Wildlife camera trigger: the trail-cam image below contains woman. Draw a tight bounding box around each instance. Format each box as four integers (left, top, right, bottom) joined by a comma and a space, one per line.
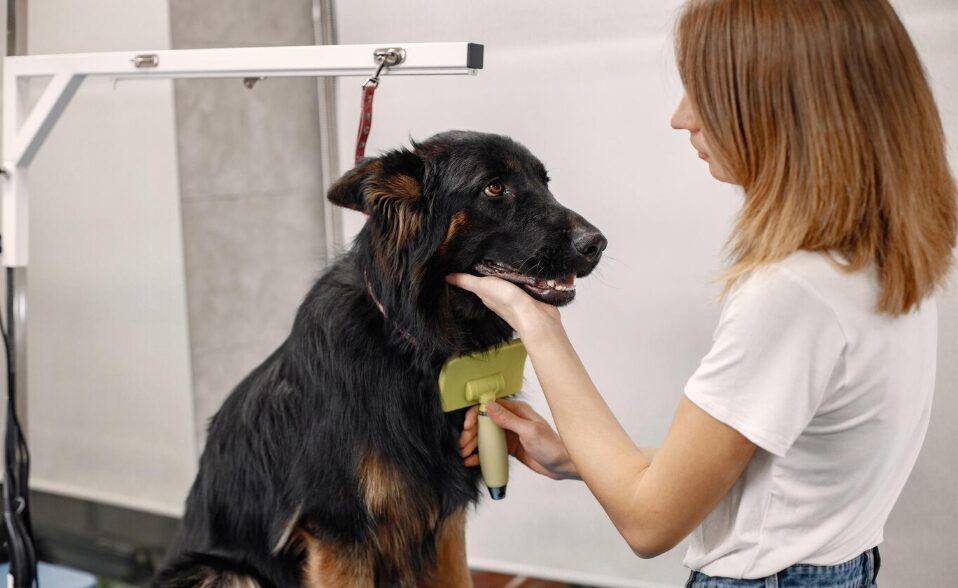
450, 0, 956, 586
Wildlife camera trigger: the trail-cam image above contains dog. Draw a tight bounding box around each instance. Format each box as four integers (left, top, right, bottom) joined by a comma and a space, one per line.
155, 130, 606, 587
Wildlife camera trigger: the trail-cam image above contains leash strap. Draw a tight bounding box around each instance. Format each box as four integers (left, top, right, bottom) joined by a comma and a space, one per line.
354, 80, 378, 164
355, 53, 391, 164
354, 48, 405, 164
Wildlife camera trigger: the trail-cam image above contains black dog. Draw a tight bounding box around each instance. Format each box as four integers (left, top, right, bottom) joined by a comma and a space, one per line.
155, 131, 606, 587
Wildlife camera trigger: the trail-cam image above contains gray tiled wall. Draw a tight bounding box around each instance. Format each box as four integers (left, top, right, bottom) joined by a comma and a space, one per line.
169, 0, 328, 452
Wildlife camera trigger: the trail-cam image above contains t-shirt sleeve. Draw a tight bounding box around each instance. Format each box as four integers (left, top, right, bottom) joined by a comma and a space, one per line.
684, 267, 846, 457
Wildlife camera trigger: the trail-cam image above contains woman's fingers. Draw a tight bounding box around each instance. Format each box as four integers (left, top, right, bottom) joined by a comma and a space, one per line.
459, 406, 479, 455
459, 428, 477, 455
445, 272, 484, 292
497, 398, 548, 425
462, 454, 480, 467
463, 405, 479, 430
447, 273, 563, 340
447, 274, 529, 321
460, 437, 478, 457
485, 401, 536, 437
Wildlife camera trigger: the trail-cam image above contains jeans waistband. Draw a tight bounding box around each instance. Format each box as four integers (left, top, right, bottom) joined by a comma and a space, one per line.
686, 546, 881, 587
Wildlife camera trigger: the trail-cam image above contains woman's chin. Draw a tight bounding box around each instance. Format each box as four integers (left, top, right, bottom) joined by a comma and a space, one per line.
706, 162, 737, 185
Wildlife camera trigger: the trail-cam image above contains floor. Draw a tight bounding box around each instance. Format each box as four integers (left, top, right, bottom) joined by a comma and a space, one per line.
101, 573, 593, 587
472, 570, 598, 588
100, 572, 594, 588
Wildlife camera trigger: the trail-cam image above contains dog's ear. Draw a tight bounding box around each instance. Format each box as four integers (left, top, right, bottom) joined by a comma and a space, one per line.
326, 150, 425, 213
327, 157, 380, 212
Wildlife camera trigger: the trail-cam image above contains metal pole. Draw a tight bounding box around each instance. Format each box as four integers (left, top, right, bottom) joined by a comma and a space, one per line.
314, 0, 344, 264
6, 0, 26, 57
5, 0, 27, 438
4, 4, 36, 587
6, 268, 25, 433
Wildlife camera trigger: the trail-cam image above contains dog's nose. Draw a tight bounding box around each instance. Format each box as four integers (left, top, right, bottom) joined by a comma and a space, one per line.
573, 228, 608, 262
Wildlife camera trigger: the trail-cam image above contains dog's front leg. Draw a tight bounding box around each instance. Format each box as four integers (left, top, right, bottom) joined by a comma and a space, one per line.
422, 509, 473, 588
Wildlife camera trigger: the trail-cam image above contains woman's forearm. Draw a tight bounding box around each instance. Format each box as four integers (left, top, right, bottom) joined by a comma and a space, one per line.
521, 318, 654, 543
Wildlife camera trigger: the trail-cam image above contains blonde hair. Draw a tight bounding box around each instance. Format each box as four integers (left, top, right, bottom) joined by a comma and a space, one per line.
675, 0, 957, 315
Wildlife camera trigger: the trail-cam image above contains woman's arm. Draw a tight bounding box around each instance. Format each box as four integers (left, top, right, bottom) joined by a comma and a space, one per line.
448, 274, 756, 557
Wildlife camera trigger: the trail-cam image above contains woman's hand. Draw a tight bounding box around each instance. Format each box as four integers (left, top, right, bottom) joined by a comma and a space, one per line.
458, 399, 579, 481
445, 274, 561, 341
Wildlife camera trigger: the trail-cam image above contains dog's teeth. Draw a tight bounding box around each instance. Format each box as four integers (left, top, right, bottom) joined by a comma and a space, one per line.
547, 279, 556, 288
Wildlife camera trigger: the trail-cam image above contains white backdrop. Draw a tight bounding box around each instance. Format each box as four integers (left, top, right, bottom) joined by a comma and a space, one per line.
12, 0, 197, 516
332, 2, 958, 587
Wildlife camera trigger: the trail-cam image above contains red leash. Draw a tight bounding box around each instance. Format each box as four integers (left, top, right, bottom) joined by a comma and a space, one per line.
355, 80, 378, 164
355, 48, 405, 164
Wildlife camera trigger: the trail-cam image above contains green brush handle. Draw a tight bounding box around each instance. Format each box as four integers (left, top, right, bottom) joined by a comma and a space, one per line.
478, 407, 508, 500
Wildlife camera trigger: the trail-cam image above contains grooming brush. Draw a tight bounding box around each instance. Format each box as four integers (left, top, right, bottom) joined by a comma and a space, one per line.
439, 338, 527, 500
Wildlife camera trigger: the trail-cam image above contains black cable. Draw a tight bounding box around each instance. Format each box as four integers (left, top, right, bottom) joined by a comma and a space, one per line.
1, 266, 37, 587
4, 0, 40, 578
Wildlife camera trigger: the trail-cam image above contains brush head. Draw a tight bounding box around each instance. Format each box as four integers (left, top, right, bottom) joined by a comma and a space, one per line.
438, 339, 528, 412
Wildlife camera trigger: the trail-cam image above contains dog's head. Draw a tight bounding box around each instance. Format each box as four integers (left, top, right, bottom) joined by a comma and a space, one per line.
328, 131, 606, 354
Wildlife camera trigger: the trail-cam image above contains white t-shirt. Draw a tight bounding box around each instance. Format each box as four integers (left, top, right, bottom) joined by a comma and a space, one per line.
683, 250, 937, 579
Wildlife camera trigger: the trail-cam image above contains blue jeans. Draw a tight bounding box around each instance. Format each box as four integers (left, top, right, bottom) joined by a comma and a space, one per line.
686, 547, 881, 588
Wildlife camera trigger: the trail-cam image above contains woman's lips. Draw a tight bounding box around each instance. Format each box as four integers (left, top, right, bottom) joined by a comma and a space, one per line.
691, 139, 710, 161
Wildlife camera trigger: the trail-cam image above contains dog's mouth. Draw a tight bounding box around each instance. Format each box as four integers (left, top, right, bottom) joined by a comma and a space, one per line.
473, 260, 577, 306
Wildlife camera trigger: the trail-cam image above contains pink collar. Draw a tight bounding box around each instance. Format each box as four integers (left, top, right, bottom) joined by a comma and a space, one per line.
364, 270, 417, 347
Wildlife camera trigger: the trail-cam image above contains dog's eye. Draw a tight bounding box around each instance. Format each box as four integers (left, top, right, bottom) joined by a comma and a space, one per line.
483, 182, 504, 197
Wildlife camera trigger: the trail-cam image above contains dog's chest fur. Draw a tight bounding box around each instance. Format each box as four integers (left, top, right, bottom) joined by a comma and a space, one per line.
168, 256, 485, 586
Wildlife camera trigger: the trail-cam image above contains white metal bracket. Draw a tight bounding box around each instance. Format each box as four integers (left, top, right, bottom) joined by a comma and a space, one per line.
0, 42, 484, 267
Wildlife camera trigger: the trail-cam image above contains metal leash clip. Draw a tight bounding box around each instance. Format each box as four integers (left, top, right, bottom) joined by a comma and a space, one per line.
365, 47, 406, 88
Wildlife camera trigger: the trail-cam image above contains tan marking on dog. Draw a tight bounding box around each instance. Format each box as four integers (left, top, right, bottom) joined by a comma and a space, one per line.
384, 173, 420, 200
439, 210, 469, 254
422, 509, 472, 588
371, 182, 421, 240
365, 173, 423, 280
359, 452, 441, 584
360, 452, 405, 516
297, 528, 373, 588
366, 172, 419, 207
360, 452, 440, 528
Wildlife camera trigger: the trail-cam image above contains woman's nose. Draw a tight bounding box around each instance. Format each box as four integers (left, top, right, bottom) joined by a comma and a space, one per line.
670, 92, 698, 131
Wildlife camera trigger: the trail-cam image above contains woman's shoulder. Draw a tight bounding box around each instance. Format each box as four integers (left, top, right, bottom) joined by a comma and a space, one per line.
728, 253, 842, 325
740, 250, 876, 306
737, 250, 937, 326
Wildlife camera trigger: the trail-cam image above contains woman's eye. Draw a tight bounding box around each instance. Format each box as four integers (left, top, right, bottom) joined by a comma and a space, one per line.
483, 182, 504, 197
